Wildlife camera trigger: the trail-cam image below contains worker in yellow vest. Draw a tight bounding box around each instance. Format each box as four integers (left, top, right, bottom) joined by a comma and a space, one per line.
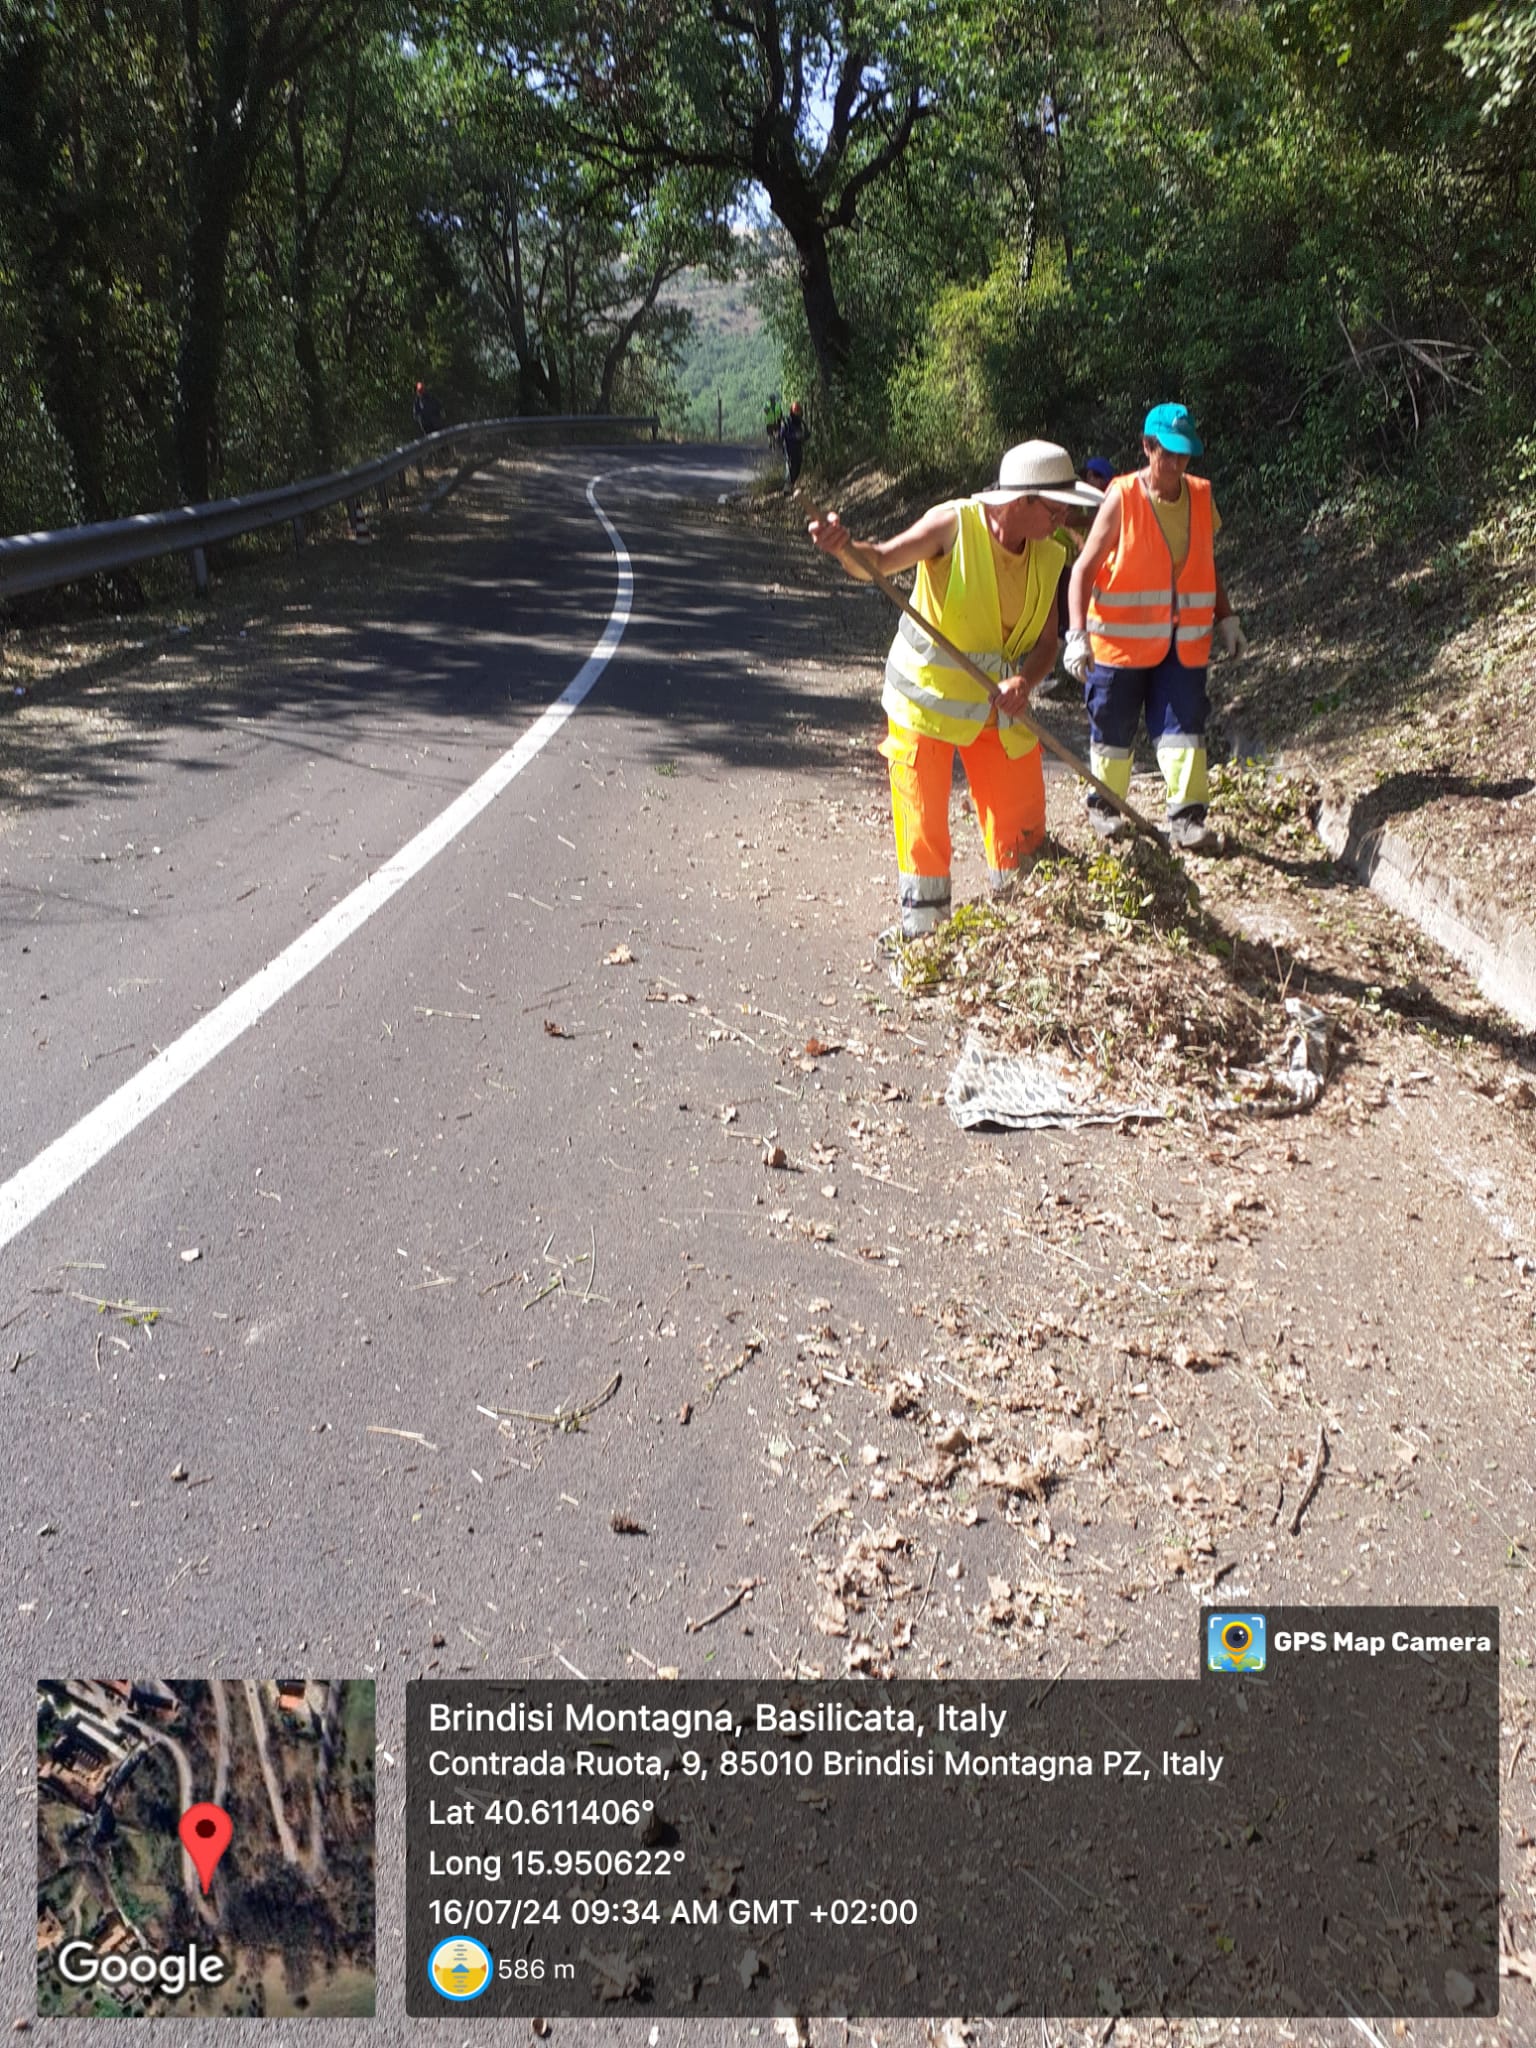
809, 441, 1105, 937
1063, 404, 1247, 854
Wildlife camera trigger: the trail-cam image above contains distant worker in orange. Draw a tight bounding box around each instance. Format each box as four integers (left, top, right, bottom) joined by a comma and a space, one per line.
1064, 403, 1246, 852
809, 441, 1104, 937
412, 380, 443, 436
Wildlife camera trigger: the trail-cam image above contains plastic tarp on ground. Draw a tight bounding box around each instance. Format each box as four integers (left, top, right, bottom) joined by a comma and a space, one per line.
945, 999, 1333, 1131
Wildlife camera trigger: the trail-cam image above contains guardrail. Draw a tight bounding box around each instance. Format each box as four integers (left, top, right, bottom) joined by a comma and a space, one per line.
0, 413, 660, 603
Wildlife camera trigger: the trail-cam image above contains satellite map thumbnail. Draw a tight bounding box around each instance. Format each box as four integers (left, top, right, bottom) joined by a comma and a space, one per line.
37, 1679, 375, 2018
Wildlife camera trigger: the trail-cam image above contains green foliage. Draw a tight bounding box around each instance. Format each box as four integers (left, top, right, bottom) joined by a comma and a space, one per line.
0, 2, 732, 539
884, 250, 1083, 485
669, 291, 781, 440
0, 256, 79, 533
1451, 5, 1536, 127
886, 273, 1013, 485
833, 0, 1536, 534
5, 0, 1536, 551
899, 900, 1010, 991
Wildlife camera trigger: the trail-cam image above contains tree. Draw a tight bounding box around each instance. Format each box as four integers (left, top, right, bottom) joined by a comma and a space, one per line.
171, 0, 381, 501
0, 0, 181, 520
424, 46, 731, 414
554, 0, 938, 390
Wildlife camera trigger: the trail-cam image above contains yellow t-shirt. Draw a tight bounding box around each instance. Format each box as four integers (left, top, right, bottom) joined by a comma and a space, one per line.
1150, 481, 1222, 568
925, 513, 1049, 637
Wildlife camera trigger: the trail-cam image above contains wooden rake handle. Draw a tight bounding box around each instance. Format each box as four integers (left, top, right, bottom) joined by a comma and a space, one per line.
799, 491, 1157, 836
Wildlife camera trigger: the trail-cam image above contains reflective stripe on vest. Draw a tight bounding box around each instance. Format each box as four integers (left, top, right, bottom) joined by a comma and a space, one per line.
1087, 475, 1216, 668
882, 499, 1062, 759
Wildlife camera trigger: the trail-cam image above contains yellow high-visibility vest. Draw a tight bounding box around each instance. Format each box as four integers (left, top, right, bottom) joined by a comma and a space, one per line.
1087, 474, 1216, 668
882, 499, 1063, 759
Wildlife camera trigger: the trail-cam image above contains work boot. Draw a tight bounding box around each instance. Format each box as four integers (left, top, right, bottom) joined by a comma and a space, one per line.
1087, 802, 1130, 844
1168, 810, 1218, 854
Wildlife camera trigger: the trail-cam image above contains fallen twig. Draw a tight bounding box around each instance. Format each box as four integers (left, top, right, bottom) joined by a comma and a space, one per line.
1289, 1424, 1329, 1537
848, 1161, 921, 1195
686, 1578, 761, 1634
913, 1546, 941, 1622
933, 1366, 989, 1405
480, 1371, 622, 1433
808, 1492, 853, 1538
1029, 1658, 1071, 1710
366, 1426, 441, 1450
707, 1334, 763, 1398
69, 1290, 164, 1323
478, 1269, 528, 1296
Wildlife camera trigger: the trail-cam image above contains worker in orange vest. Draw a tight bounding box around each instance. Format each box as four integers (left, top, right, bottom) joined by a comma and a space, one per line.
1063, 404, 1246, 853
809, 440, 1104, 936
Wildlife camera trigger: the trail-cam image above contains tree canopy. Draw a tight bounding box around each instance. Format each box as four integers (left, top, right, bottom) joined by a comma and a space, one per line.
2, 0, 1533, 532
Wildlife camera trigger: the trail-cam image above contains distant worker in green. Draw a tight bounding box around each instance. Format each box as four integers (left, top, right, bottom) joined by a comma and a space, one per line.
1064, 404, 1246, 853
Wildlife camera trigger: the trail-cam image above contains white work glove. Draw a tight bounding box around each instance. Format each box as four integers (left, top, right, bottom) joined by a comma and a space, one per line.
1215, 614, 1249, 659
1062, 627, 1093, 683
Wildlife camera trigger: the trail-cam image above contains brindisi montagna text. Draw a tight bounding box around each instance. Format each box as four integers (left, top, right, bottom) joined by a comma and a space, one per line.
430, 1700, 1023, 1739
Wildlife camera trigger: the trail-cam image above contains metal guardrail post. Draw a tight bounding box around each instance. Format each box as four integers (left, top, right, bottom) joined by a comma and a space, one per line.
189, 547, 208, 595
291, 515, 305, 552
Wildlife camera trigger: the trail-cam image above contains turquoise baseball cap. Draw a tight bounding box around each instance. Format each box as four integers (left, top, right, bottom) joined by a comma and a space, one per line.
1143, 403, 1203, 456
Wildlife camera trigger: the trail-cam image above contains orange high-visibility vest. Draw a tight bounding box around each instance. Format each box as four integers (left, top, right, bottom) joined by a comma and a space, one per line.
1087, 474, 1216, 668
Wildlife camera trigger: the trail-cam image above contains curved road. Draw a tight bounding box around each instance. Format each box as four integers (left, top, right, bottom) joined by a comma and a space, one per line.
10, 442, 925, 2036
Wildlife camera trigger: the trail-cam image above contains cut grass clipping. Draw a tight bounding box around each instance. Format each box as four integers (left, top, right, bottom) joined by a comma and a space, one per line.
897, 836, 1276, 1101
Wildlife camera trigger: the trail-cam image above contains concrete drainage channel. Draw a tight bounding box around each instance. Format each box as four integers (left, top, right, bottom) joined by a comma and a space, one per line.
1315, 787, 1536, 1034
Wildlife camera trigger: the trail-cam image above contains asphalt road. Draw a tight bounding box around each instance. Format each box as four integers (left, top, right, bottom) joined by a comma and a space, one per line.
1, 445, 977, 2040
9, 448, 1530, 2047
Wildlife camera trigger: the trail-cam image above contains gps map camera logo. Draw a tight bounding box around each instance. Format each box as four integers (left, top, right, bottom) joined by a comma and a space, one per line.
428, 1937, 493, 2002
1207, 1612, 1266, 1673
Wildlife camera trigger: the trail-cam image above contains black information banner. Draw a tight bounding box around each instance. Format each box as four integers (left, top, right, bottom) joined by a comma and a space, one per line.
405, 1607, 1498, 2019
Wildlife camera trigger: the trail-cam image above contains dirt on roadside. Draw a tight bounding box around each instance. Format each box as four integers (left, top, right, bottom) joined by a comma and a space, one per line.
707, 472, 1535, 2044
1217, 501, 1536, 933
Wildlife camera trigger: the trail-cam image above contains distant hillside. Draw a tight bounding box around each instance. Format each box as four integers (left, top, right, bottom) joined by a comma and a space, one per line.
666, 271, 781, 444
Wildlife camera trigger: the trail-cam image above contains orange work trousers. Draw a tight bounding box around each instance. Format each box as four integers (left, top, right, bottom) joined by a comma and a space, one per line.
880, 721, 1046, 936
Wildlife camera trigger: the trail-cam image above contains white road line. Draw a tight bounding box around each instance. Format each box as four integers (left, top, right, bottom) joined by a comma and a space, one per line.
0, 476, 632, 1254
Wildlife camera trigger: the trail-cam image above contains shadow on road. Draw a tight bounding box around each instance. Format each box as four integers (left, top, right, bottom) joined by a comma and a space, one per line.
0, 446, 885, 822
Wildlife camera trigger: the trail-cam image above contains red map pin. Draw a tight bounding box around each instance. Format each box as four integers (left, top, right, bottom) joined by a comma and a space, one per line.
178, 1802, 233, 1893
